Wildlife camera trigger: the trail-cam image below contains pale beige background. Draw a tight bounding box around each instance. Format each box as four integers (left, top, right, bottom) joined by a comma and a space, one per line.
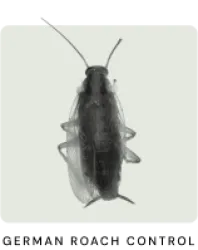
1, 26, 197, 222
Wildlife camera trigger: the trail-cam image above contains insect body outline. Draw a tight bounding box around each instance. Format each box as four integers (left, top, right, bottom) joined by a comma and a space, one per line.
42, 18, 141, 207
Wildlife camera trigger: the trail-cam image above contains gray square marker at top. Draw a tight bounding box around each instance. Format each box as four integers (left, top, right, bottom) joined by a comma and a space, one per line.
40, 16, 56, 24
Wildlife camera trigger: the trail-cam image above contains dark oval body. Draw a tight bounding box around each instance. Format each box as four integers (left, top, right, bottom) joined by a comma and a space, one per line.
78, 66, 123, 200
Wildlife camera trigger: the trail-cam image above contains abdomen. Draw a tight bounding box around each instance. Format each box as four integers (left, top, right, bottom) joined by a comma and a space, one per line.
78, 93, 123, 200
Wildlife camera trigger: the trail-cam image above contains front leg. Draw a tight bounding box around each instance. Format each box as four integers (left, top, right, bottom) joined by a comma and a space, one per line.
60, 119, 78, 135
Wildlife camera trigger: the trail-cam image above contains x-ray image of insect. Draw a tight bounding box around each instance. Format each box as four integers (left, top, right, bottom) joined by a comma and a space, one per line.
42, 18, 141, 207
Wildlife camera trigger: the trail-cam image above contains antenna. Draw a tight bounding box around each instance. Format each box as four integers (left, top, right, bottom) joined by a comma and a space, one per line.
105, 38, 122, 68
41, 18, 89, 68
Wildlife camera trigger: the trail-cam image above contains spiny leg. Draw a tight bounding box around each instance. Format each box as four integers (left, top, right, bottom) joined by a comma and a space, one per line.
58, 137, 78, 163
124, 146, 141, 163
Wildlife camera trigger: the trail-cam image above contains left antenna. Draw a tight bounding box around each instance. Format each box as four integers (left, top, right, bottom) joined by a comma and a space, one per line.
41, 18, 89, 68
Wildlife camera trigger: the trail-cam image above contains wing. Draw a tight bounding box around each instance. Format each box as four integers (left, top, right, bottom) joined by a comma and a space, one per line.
114, 92, 126, 139
66, 95, 99, 204
111, 84, 136, 141
108, 79, 126, 138
110, 85, 139, 162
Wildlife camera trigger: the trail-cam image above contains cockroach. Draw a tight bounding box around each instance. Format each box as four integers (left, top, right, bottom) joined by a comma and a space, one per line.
42, 18, 141, 207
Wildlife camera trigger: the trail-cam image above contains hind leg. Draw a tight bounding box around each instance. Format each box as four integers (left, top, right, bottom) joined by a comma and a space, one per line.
124, 146, 141, 163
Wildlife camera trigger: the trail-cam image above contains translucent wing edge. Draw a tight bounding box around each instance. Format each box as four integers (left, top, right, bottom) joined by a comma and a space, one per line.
66, 95, 99, 204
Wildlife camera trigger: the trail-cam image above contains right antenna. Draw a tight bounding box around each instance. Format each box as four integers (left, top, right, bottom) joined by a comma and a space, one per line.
105, 38, 123, 68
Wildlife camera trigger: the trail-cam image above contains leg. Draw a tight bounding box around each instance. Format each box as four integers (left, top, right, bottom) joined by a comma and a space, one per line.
124, 146, 141, 163
124, 126, 136, 142
58, 137, 78, 163
60, 119, 78, 134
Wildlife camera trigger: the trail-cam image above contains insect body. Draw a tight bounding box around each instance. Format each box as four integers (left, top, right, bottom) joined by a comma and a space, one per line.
42, 18, 141, 207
